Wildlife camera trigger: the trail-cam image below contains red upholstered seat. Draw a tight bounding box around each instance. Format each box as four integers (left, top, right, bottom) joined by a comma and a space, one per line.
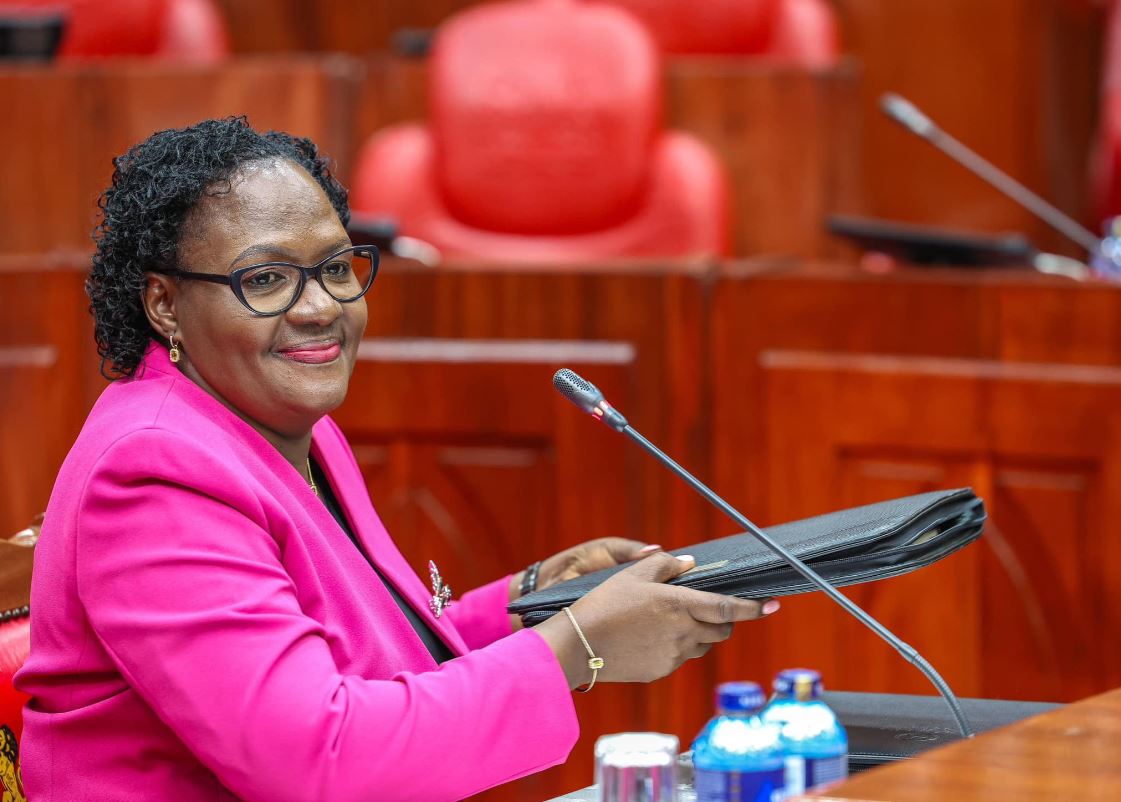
0, 619, 29, 743
0, 526, 37, 801
0, 0, 228, 62
596, 0, 840, 65
350, 0, 730, 262
1092, 0, 1121, 229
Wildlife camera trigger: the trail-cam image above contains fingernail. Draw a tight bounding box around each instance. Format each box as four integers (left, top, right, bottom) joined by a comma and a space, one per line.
675, 554, 695, 563
762, 600, 781, 615
639, 544, 662, 553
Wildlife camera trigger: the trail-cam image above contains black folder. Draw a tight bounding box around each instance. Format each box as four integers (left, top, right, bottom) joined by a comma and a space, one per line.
508, 489, 985, 625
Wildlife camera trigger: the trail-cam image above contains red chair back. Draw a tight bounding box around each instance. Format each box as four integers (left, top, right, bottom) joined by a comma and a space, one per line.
432, 0, 660, 236
0, 540, 32, 743
0, 0, 227, 61
0, 528, 35, 802
351, 0, 730, 262
596, 0, 839, 65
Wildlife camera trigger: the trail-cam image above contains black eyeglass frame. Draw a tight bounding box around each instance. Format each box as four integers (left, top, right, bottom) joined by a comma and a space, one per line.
164, 244, 381, 317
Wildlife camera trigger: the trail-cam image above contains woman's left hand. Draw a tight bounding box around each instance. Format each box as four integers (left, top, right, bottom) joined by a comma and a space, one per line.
509, 538, 658, 602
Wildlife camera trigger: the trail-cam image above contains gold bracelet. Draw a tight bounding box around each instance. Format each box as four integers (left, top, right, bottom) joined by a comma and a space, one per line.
562, 607, 605, 693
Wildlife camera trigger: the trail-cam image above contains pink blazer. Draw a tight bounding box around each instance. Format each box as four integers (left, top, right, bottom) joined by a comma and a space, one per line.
15, 345, 578, 801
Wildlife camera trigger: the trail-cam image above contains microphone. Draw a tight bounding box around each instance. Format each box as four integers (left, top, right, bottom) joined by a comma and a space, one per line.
879, 92, 1104, 260
552, 368, 975, 738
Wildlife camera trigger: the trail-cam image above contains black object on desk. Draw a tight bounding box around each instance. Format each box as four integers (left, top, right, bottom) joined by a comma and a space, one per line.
821, 691, 1060, 773
828, 214, 1037, 267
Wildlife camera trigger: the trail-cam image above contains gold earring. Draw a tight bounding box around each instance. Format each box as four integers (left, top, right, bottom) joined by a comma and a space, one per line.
169, 334, 181, 364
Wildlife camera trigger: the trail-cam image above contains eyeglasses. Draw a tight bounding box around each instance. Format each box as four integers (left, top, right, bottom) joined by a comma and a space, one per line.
166, 245, 380, 316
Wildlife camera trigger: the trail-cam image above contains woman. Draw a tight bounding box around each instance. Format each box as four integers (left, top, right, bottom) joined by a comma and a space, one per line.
16, 118, 777, 801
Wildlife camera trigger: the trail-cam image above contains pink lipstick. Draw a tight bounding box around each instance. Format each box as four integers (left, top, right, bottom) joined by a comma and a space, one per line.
278, 341, 341, 364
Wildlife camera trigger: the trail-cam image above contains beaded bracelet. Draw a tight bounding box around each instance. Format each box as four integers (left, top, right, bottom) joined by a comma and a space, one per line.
519, 560, 542, 597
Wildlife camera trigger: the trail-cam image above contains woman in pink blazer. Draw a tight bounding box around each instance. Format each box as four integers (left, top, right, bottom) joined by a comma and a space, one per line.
15, 118, 776, 801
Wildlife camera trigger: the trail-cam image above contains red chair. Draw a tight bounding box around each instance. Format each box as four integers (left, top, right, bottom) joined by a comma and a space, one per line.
0, 521, 37, 802
1092, 0, 1121, 230
0, 0, 228, 62
596, 0, 840, 66
350, 0, 730, 263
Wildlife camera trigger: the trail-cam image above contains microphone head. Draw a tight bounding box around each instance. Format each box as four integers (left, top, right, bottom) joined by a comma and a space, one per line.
880, 92, 937, 139
552, 368, 604, 413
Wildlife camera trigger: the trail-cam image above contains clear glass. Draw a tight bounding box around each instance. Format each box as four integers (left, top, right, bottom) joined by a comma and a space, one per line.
596, 733, 679, 802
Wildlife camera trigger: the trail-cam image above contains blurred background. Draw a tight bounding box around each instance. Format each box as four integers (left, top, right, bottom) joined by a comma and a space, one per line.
1, 0, 1119, 798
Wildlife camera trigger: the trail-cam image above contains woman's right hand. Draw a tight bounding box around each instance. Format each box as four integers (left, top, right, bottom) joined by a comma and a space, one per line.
534, 551, 779, 689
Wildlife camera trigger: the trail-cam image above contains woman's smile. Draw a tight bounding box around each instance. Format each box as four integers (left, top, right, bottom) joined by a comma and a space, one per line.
277, 338, 342, 364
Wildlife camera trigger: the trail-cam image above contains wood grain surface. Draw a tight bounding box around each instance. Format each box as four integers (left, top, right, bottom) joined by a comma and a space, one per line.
794, 687, 1121, 801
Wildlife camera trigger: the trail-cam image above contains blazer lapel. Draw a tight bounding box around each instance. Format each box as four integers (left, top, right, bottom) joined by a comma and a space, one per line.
310, 428, 470, 657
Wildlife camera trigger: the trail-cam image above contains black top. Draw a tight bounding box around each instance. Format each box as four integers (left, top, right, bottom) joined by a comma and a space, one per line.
309, 458, 456, 665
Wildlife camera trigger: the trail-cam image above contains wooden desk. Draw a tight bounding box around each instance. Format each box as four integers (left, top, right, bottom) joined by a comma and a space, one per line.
797, 688, 1121, 801
8, 255, 1121, 801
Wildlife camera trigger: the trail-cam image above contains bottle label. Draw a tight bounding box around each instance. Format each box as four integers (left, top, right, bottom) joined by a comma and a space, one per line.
695, 767, 786, 802
782, 755, 849, 796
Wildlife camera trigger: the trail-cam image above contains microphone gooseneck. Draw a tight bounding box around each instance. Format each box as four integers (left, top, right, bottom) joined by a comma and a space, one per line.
879, 91, 1102, 258
553, 368, 975, 738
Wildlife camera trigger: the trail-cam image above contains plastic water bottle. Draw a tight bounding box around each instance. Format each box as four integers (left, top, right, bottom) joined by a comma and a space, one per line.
760, 669, 848, 796
691, 682, 785, 802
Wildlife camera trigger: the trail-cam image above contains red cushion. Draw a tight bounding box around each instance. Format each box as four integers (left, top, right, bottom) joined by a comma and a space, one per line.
596, 0, 838, 64
351, 124, 729, 261
430, 0, 661, 236
351, 0, 730, 261
600, 0, 780, 55
0, 0, 227, 61
767, 0, 840, 67
0, 619, 30, 741
156, 0, 229, 62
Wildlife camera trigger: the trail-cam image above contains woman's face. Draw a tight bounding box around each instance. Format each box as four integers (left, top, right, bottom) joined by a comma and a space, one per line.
158, 159, 367, 441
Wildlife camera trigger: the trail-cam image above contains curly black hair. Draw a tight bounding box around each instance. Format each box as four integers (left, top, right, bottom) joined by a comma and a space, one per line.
88, 116, 350, 379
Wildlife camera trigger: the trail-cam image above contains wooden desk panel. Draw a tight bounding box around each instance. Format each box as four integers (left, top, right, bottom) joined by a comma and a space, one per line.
711, 263, 1121, 704
353, 261, 722, 768
8, 255, 1121, 799
335, 344, 641, 802
798, 688, 1121, 801
0, 58, 362, 254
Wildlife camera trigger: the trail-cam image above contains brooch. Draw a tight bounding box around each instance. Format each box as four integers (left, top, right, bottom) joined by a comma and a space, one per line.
428, 560, 453, 618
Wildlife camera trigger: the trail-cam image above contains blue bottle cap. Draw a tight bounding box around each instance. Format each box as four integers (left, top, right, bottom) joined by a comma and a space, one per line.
716, 681, 765, 713
774, 668, 823, 700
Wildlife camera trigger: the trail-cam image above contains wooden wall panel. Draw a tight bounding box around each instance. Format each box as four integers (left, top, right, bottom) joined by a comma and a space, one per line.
0, 58, 362, 253
831, 0, 1105, 256
731, 351, 1121, 704
0, 258, 101, 536
663, 60, 861, 257
210, 0, 474, 54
